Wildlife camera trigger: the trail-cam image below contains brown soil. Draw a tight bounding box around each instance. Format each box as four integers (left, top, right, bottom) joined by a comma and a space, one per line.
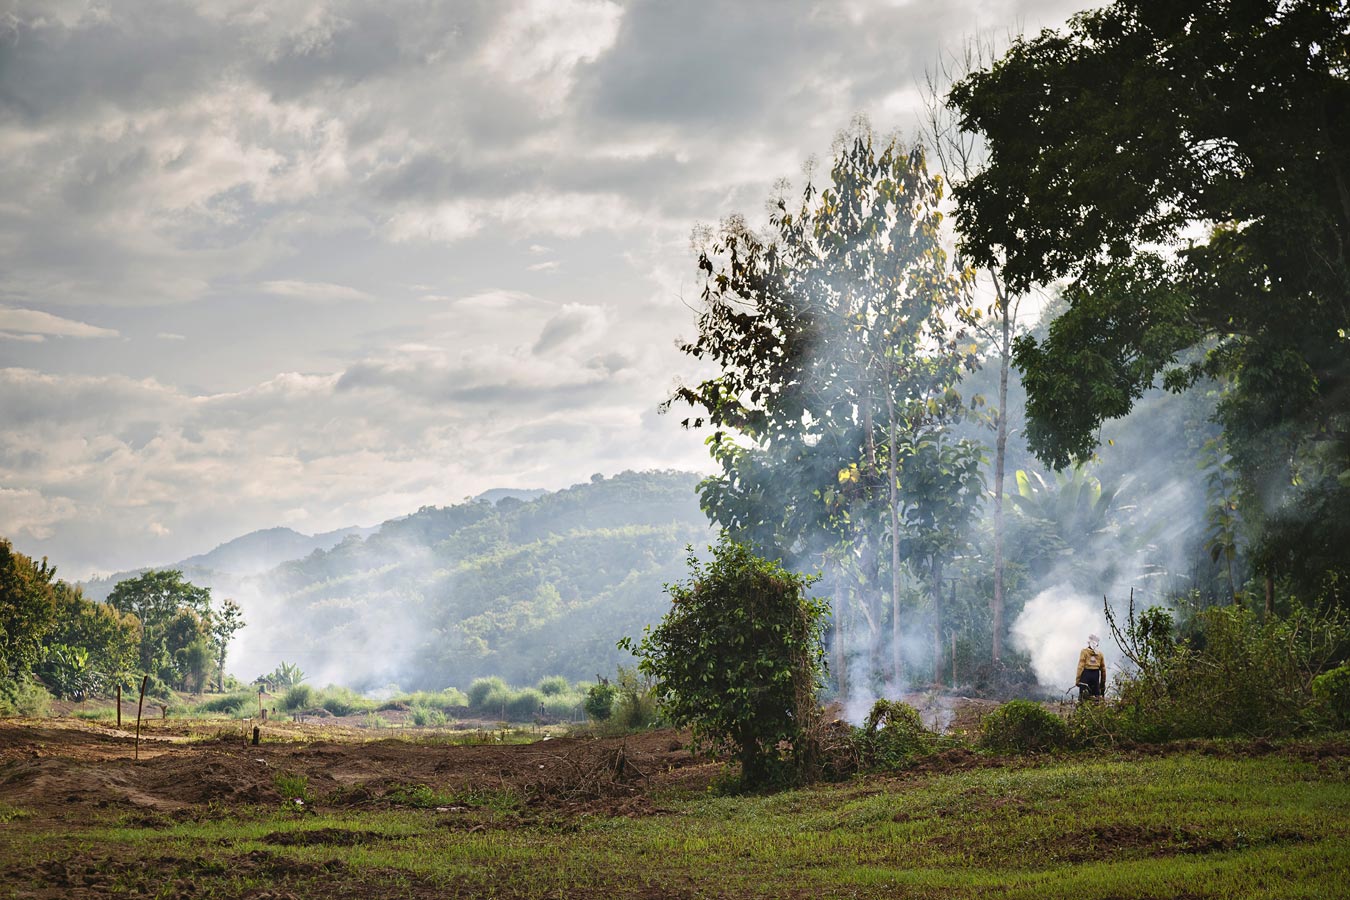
0, 717, 711, 822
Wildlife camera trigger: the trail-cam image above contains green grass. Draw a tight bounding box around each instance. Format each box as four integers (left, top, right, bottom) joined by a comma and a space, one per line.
4, 750, 1348, 898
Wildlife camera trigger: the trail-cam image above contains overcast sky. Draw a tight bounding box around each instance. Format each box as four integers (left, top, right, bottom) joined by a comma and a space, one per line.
1, 0, 1083, 578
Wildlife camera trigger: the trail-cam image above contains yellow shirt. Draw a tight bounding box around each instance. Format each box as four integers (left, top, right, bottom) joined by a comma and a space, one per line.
1076, 647, 1106, 683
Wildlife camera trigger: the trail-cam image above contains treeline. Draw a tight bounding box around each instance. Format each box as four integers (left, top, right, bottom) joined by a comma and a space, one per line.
0, 540, 241, 713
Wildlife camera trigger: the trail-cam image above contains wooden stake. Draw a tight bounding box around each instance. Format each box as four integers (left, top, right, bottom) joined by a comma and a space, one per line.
134, 675, 148, 761
116, 684, 122, 729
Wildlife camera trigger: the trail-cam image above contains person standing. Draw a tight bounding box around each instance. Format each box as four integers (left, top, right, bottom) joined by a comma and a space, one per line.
1076, 634, 1107, 699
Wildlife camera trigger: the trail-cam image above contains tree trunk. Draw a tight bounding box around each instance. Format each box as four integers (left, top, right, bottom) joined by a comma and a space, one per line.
886, 393, 902, 686
832, 574, 847, 699
991, 278, 1010, 664
931, 560, 945, 687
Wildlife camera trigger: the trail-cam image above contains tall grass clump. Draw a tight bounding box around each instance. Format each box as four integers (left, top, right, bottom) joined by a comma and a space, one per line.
611, 667, 660, 729
504, 688, 545, 722
410, 705, 448, 727
536, 675, 571, 696
467, 677, 508, 710
195, 692, 254, 717
402, 688, 468, 711
280, 684, 314, 712
316, 686, 377, 718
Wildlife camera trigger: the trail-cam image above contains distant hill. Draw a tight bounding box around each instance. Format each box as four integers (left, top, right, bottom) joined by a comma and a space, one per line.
473, 487, 548, 505
81, 524, 375, 601
176, 525, 374, 575
85, 471, 714, 691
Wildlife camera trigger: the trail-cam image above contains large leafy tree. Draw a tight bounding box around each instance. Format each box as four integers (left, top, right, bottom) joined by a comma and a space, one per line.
950, 0, 1350, 595
0, 539, 58, 679
107, 569, 213, 689
668, 128, 981, 684
37, 582, 140, 698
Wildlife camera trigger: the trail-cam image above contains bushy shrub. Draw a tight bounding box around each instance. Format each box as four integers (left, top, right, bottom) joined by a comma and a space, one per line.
318, 687, 376, 718
857, 700, 933, 768
280, 684, 313, 711
541, 693, 581, 720
432, 687, 469, 708
467, 677, 508, 710
504, 688, 544, 722
979, 700, 1070, 753
536, 675, 570, 696
197, 692, 252, 715
584, 681, 617, 721
403, 688, 469, 711
1311, 665, 1350, 729
1097, 602, 1349, 742
623, 539, 827, 788
0, 676, 51, 716
411, 705, 448, 727
611, 666, 660, 729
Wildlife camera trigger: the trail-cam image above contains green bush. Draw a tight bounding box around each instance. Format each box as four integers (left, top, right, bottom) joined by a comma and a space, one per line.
504, 688, 544, 722
612, 666, 660, 729
0, 676, 51, 716
623, 539, 827, 788
1311, 665, 1350, 729
467, 677, 508, 709
1101, 603, 1349, 741
857, 700, 933, 768
196, 692, 252, 715
403, 688, 469, 711
979, 700, 1070, 753
280, 684, 313, 711
411, 705, 448, 727
536, 675, 570, 696
318, 686, 376, 718
541, 694, 581, 720
584, 681, 617, 721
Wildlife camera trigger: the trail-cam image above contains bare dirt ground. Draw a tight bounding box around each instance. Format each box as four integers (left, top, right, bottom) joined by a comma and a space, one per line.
0, 694, 1012, 825
0, 716, 712, 823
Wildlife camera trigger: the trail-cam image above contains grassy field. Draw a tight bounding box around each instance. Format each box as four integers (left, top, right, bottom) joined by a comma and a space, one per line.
3, 743, 1347, 899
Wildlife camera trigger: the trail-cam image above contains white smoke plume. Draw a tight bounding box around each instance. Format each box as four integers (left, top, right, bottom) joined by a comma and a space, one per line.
1010, 584, 1105, 692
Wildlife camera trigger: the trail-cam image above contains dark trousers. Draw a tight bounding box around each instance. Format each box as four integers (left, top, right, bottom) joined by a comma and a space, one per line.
1080, 668, 1103, 697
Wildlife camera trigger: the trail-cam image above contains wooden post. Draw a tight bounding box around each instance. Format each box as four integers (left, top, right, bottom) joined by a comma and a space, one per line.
252, 726, 261, 746
134, 675, 148, 761
116, 685, 122, 729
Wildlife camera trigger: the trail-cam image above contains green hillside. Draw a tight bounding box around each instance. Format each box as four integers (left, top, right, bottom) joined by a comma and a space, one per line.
236, 470, 713, 690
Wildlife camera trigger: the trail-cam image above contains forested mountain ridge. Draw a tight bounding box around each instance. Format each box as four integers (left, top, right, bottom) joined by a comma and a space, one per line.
87, 471, 713, 691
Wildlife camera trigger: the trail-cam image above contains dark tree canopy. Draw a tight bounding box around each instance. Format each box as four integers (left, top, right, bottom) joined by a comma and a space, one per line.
950, 0, 1350, 591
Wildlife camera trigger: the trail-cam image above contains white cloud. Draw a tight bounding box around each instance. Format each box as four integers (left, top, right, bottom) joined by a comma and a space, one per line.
0, 308, 119, 339
0, 486, 78, 541
385, 191, 642, 245
260, 279, 375, 302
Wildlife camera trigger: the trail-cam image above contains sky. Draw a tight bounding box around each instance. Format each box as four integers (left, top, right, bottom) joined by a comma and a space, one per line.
0, 0, 1084, 579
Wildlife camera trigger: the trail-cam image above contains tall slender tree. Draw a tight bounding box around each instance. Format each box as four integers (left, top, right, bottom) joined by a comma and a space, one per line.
668, 124, 981, 685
